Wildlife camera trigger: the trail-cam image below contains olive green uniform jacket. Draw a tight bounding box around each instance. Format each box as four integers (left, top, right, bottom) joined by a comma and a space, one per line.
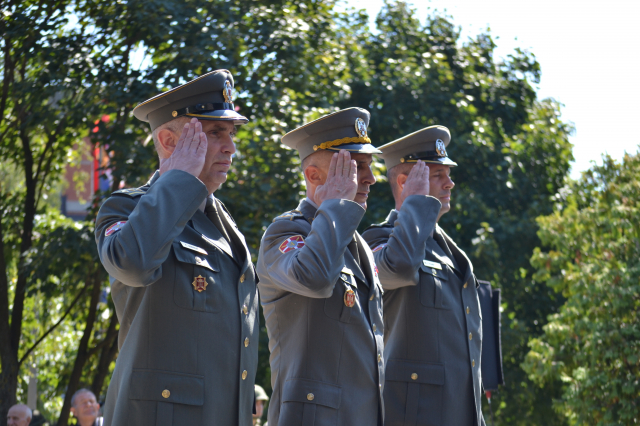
362, 195, 485, 426
257, 198, 385, 426
95, 170, 259, 426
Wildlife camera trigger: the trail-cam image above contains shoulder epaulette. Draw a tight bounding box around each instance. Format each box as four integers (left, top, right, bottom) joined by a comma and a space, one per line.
111, 186, 148, 198
273, 210, 305, 222
364, 221, 393, 232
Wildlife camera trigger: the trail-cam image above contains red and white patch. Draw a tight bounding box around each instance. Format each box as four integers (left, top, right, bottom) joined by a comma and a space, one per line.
374, 264, 379, 277
372, 243, 387, 253
279, 235, 305, 253
105, 221, 127, 237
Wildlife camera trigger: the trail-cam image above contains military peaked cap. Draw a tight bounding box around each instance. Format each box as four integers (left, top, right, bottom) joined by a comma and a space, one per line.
377, 125, 457, 169
133, 69, 248, 130
282, 107, 382, 161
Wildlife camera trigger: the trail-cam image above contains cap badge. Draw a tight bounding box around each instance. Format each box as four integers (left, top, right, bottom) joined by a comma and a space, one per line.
344, 287, 356, 308
223, 80, 233, 103
192, 275, 208, 292
435, 139, 447, 157
279, 235, 305, 254
355, 117, 368, 138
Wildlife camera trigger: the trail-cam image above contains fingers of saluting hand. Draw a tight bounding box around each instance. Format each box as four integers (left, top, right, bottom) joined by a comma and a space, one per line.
341, 150, 351, 176
174, 121, 190, 153
196, 131, 207, 155
349, 158, 357, 182
327, 152, 338, 178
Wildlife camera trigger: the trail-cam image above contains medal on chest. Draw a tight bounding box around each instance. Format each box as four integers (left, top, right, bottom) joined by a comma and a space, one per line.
344, 287, 356, 308
192, 275, 208, 292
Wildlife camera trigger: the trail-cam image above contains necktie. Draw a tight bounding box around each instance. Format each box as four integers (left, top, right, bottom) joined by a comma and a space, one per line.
347, 236, 360, 265
205, 197, 233, 246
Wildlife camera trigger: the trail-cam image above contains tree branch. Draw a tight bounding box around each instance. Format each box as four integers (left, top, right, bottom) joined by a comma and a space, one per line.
18, 285, 87, 366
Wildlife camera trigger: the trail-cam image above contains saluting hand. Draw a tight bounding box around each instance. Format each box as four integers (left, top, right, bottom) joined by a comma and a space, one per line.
159, 118, 208, 178
315, 149, 358, 205
400, 160, 430, 204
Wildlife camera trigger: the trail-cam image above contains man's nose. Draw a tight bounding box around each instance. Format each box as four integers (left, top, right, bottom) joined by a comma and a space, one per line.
221, 133, 236, 154
361, 166, 376, 185
444, 175, 455, 189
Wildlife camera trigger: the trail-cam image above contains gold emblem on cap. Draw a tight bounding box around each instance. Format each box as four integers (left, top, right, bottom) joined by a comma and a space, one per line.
172, 111, 178, 117
192, 275, 208, 292
355, 117, 367, 138
223, 80, 233, 103
435, 139, 447, 157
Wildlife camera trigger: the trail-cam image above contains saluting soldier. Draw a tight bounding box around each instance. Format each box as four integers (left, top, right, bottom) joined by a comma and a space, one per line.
257, 108, 386, 426
95, 70, 259, 426
362, 126, 485, 426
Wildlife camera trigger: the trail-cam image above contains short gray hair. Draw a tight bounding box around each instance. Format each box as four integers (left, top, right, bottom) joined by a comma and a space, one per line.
151, 117, 191, 158
71, 388, 96, 407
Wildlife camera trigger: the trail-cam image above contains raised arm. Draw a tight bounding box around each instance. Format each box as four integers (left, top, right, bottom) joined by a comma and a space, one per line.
364, 161, 441, 290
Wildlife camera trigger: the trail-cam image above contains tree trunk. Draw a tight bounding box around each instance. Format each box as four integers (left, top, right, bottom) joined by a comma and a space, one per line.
57, 271, 103, 426
91, 311, 119, 401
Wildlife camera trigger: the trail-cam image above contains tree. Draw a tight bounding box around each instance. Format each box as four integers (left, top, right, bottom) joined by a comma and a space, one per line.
524, 150, 640, 424
0, 1, 103, 421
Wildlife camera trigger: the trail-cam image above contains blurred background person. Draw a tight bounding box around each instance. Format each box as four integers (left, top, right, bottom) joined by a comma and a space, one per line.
69, 389, 102, 426
253, 385, 269, 426
7, 404, 31, 426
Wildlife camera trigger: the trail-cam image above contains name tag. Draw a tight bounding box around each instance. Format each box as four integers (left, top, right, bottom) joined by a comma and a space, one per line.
180, 241, 208, 255
423, 260, 442, 270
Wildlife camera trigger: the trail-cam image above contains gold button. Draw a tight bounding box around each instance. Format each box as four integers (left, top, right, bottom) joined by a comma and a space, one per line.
464, 282, 468, 288
432, 268, 437, 275
162, 389, 170, 399
469, 333, 473, 340
466, 306, 470, 314
242, 370, 248, 380
373, 324, 377, 332
244, 337, 249, 347
378, 353, 382, 362
240, 274, 245, 283
370, 294, 374, 301
242, 304, 248, 315
195, 256, 201, 262
307, 393, 314, 401
472, 359, 476, 367
411, 373, 418, 380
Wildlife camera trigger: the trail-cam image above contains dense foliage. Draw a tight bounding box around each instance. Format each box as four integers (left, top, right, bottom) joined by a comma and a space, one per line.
0, 0, 595, 424
524, 152, 640, 424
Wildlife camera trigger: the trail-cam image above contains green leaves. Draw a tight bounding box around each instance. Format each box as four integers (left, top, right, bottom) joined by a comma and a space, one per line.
524, 151, 640, 424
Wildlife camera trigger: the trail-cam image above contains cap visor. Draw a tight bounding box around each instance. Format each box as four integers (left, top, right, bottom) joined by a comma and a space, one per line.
185, 109, 249, 125
325, 143, 382, 154
423, 157, 457, 167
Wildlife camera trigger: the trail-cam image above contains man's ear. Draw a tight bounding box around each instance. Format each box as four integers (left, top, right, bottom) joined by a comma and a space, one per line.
304, 165, 323, 186
157, 128, 178, 156
396, 173, 408, 192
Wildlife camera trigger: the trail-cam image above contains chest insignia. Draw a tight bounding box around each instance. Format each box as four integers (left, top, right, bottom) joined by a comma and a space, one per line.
344, 287, 356, 308
192, 275, 208, 292
423, 259, 442, 270
279, 235, 305, 253
105, 221, 127, 237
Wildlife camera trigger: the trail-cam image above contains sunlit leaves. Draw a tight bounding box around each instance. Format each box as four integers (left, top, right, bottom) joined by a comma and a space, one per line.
524, 151, 640, 424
